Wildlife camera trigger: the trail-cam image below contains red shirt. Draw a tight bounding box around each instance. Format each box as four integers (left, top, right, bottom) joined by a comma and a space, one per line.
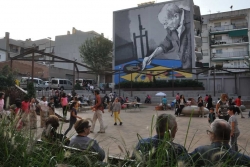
21, 101, 30, 113
235, 98, 241, 107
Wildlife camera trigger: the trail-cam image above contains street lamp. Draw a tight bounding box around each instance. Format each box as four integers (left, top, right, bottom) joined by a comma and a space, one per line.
118, 66, 121, 97
47, 37, 51, 97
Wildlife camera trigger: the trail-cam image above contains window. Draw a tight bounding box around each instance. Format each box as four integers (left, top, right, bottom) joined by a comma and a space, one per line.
202, 37, 208, 43
214, 22, 221, 27
216, 49, 222, 54
63, 80, 67, 84
214, 36, 222, 40
202, 24, 207, 30
52, 80, 58, 84
67, 81, 72, 85
59, 80, 64, 84
203, 49, 209, 56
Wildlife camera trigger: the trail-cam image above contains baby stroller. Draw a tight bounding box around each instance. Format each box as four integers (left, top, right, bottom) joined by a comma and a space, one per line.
144, 97, 151, 104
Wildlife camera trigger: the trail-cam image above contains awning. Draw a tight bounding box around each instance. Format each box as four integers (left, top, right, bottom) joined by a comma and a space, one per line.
228, 29, 248, 37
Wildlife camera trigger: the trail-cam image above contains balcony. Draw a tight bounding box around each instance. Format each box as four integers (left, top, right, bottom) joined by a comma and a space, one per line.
211, 51, 249, 61
210, 22, 248, 33
211, 37, 248, 47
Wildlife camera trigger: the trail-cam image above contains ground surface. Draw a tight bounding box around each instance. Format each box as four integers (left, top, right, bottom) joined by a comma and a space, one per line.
35, 105, 250, 159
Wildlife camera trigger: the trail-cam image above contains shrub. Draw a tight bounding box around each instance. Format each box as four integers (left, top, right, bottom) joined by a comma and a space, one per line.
74, 82, 83, 90
116, 79, 203, 89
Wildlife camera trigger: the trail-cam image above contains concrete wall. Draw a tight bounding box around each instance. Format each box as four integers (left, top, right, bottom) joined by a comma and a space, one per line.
54, 30, 97, 71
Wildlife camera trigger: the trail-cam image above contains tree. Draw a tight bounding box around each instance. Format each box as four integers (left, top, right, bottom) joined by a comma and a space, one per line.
0, 65, 16, 90
79, 35, 113, 84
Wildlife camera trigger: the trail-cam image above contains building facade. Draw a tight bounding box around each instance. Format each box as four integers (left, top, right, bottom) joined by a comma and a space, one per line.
201, 8, 250, 73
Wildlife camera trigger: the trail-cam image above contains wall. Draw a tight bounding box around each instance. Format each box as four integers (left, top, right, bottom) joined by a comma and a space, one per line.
54, 30, 97, 71
0, 50, 6, 62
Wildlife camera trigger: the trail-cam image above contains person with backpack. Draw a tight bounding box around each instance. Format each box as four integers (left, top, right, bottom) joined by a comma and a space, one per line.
90, 90, 105, 133
64, 102, 82, 136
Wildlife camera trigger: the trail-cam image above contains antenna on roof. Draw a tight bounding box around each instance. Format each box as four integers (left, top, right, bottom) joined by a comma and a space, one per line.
230, 5, 233, 11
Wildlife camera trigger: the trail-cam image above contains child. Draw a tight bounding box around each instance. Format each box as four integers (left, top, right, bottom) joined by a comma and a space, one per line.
208, 107, 216, 124
112, 97, 122, 125
64, 102, 82, 136
48, 97, 55, 115
228, 106, 240, 151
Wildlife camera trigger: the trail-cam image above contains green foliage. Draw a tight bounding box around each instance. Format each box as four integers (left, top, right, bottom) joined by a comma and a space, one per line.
27, 82, 36, 98
0, 65, 16, 90
79, 35, 113, 72
116, 79, 203, 89
74, 82, 83, 90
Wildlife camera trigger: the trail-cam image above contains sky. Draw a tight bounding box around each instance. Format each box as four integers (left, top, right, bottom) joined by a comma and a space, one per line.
1, 0, 250, 41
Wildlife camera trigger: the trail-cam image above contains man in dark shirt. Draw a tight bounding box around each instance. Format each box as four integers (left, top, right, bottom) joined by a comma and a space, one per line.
132, 114, 188, 166
181, 119, 250, 166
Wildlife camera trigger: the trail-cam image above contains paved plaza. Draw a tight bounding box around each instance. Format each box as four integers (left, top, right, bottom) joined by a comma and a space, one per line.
35, 105, 250, 158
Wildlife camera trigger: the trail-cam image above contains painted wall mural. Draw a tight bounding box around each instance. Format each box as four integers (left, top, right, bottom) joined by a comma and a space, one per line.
113, 0, 196, 84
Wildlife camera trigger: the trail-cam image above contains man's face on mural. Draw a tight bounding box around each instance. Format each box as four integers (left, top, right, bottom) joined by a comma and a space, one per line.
163, 13, 181, 31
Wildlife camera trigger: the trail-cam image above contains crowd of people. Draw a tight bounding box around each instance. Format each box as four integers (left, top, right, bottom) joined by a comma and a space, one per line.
0, 90, 249, 165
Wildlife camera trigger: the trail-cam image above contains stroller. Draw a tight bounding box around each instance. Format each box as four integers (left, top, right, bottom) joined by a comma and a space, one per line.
144, 96, 151, 104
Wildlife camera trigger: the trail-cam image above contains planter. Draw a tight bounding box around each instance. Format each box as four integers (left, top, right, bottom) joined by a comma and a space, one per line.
122, 87, 205, 91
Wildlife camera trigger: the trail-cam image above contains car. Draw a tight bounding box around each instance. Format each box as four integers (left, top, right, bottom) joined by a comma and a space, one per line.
20, 77, 46, 91
50, 78, 73, 90
44, 81, 51, 91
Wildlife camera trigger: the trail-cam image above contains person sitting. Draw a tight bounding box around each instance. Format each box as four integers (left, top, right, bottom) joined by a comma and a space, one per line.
41, 115, 69, 145
69, 119, 105, 161
132, 114, 188, 166
182, 119, 250, 166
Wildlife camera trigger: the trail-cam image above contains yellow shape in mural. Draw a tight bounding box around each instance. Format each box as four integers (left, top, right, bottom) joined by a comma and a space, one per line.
121, 66, 192, 82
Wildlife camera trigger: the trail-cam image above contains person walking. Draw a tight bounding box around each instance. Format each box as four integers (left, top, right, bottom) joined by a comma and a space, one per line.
60, 93, 68, 117
176, 95, 186, 116
90, 90, 105, 133
112, 97, 122, 125
64, 102, 82, 136
228, 106, 240, 151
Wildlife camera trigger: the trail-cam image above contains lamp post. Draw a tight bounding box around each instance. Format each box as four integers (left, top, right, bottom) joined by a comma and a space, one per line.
118, 66, 121, 97
47, 37, 51, 96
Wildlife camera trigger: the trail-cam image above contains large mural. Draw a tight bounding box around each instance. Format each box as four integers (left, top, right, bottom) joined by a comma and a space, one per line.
113, 0, 195, 84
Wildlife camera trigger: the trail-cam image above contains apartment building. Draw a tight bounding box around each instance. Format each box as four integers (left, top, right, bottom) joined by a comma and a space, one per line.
201, 8, 250, 74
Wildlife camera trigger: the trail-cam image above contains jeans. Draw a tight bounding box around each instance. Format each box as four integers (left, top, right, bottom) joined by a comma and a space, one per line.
231, 132, 240, 151
64, 121, 75, 136
90, 110, 105, 132
62, 106, 67, 117
163, 103, 167, 110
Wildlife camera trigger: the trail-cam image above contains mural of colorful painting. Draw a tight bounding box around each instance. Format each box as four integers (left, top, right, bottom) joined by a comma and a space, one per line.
113, 0, 201, 84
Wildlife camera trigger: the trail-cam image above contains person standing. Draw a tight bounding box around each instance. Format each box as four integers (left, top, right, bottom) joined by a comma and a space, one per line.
29, 97, 37, 129
207, 95, 213, 109
216, 94, 229, 121
176, 95, 186, 116
0, 92, 5, 113
228, 106, 240, 151
64, 102, 82, 136
60, 93, 68, 117
197, 96, 204, 118
112, 97, 122, 125
234, 96, 245, 118
39, 96, 49, 128
208, 108, 215, 124
162, 96, 167, 110
90, 90, 105, 133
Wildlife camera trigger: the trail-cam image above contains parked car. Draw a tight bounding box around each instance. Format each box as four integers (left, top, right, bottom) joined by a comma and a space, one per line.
20, 77, 46, 91
50, 78, 73, 90
44, 81, 50, 91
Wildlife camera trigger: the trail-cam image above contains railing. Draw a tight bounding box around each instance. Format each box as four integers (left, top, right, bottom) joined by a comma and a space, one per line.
211, 37, 248, 45
210, 23, 248, 32
213, 51, 248, 58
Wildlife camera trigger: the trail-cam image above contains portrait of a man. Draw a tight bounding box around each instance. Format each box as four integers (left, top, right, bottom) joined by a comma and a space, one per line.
142, 3, 192, 70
